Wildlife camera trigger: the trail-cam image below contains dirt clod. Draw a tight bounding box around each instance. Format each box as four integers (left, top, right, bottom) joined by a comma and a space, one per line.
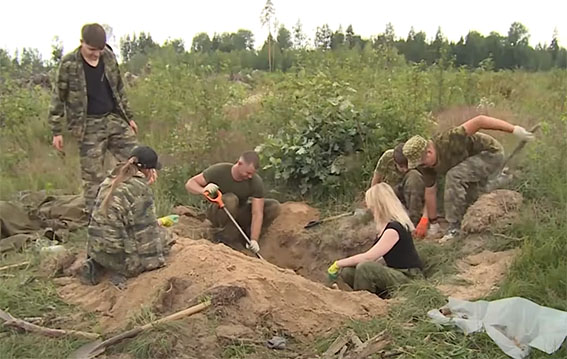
461, 190, 523, 234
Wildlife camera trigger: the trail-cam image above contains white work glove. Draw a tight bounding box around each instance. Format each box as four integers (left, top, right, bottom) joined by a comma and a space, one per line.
203, 183, 219, 196
247, 240, 260, 253
513, 126, 535, 142
428, 223, 441, 237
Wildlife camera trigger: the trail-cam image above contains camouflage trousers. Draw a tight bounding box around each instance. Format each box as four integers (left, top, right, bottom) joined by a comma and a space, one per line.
79, 113, 137, 211
206, 193, 281, 250
88, 227, 171, 278
340, 261, 423, 297
444, 150, 504, 226
395, 169, 425, 225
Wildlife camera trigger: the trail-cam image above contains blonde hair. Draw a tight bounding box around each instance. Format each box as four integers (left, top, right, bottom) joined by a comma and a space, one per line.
100, 157, 139, 214
365, 183, 415, 232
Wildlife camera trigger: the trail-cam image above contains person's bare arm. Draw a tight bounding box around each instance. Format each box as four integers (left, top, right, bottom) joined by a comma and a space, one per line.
370, 172, 382, 187
462, 115, 515, 136
185, 173, 207, 195
250, 198, 264, 241
425, 185, 437, 222
336, 229, 399, 267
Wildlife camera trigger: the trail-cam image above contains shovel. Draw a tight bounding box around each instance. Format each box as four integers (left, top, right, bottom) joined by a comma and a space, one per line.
304, 212, 354, 229
204, 190, 265, 261
69, 301, 211, 359
69, 285, 247, 359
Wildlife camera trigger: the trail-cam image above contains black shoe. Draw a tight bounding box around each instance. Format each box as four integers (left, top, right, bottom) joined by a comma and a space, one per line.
79, 258, 103, 285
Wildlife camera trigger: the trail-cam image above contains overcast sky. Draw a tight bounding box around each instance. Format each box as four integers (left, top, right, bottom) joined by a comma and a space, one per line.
2, 0, 566, 59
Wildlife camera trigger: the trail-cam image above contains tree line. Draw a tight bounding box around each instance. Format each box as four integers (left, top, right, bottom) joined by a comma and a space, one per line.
117, 21, 566, 73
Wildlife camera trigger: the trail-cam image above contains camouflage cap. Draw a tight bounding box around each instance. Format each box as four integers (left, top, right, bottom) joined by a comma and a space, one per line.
403, 136, 428, 169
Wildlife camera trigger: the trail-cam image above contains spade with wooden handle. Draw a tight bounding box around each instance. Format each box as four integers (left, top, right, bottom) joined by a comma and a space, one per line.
69, 301, 211, 359
304, 212, 353, 229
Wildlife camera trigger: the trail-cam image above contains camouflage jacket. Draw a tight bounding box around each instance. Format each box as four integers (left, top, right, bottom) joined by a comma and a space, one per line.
48, 46, 133, 136
87, 169, 168, 275
374, 149, 404, 187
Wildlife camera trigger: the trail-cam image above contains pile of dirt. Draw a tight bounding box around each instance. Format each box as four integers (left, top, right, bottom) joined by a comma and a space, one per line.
260, 202, 377, 283
56, 238, 386, 341
461, 190, 523, 234
437, 249, 518, 300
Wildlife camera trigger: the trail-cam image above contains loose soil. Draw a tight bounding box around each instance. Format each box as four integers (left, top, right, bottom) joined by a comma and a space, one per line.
57, 238, 386, 339
461, 190, 523, 234
437, 248, 518, 300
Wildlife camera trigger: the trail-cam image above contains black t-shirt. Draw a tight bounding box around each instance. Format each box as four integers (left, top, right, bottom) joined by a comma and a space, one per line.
82, 57, 115, 115
375, 221, 423, 270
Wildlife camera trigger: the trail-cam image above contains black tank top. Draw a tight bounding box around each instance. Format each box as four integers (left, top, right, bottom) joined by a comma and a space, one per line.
375, 221, 423, 270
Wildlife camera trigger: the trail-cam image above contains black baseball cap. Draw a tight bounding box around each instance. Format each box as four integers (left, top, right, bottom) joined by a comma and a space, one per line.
130, 146, 162, 170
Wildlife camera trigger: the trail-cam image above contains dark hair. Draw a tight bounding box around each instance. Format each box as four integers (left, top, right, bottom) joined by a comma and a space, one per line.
393, 143, 408, 167
81, 23, 106, 49
240, 151, 260, 169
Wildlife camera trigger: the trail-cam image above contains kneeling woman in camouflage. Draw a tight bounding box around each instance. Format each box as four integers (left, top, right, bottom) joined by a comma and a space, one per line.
81, 146, 170, 288
327, 183, 423, 298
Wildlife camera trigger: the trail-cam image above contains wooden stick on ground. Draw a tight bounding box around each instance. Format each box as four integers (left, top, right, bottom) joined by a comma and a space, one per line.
0, 261, 30, 271
0, 309, 99, 340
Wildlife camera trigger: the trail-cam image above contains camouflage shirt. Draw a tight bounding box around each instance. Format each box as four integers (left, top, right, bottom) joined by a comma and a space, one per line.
374, 149, 403, 187
48, 46, 133, 136
420, 126, 504, 187
87, 168, 167, 275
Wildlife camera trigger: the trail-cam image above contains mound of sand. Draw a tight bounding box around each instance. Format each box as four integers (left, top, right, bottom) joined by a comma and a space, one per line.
437, 249, 518, 300
461, 190, 523, 234
57, 238, 386, 339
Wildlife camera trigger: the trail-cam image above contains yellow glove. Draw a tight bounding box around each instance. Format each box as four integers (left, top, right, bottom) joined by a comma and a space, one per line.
327, 261, 340, 281
158, 215, 179, 227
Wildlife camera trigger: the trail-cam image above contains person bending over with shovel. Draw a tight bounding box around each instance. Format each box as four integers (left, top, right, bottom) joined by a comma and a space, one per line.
402, 116, 534, 242
371, 143, 434, 237
81, 146, 171, 288
327, 183, 424, 298
185, 150, 281, 254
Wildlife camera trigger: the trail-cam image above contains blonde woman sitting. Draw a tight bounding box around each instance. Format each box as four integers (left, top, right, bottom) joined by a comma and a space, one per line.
327, 183, 424, 297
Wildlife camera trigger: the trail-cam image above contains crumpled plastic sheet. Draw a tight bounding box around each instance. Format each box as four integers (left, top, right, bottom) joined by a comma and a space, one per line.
428, 297, 567, 359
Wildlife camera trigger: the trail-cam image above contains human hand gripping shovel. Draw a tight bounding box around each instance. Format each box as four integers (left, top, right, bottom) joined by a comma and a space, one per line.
203, 189, 265, 261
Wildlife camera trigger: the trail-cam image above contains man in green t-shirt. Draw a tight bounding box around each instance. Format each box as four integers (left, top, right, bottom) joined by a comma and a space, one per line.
371, 143, 427, 231
185, 151, 280, 253
403, 115, 534, 242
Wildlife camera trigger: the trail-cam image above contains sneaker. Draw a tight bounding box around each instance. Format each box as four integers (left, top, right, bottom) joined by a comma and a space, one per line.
439, 226, 460, 243
79, 258, 103, 285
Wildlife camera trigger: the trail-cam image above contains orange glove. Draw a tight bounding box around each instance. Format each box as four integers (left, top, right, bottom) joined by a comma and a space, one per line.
415, 217, 428, 238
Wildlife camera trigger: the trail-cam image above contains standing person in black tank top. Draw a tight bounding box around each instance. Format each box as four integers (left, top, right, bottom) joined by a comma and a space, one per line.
327, 183, 424, 298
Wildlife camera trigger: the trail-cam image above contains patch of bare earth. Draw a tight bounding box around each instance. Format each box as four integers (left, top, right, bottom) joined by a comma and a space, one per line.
437, 248, 518, 300
56, 239, 386, 340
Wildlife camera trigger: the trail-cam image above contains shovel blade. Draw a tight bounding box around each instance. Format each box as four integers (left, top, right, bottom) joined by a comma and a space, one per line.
304, 220, 321, 229
68, 339, 105, 359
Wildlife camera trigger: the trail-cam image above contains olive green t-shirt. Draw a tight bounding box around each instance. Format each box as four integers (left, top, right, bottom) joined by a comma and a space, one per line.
420, 126, 504, 187
203, 163, 264, 204
374, 149, 403, 187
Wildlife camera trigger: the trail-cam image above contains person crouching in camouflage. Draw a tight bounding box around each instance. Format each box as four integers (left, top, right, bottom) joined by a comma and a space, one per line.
48, 23, 138, 212
371, 143, 428, 233
403, 115, 534, 242
81, 146, 170, 289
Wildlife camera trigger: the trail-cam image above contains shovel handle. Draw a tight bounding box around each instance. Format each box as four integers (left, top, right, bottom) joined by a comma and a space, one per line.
204, 190, 224, 208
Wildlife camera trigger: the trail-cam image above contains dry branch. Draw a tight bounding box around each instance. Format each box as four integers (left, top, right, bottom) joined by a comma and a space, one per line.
0, 309, 99, 340
0, 261, 30, 271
